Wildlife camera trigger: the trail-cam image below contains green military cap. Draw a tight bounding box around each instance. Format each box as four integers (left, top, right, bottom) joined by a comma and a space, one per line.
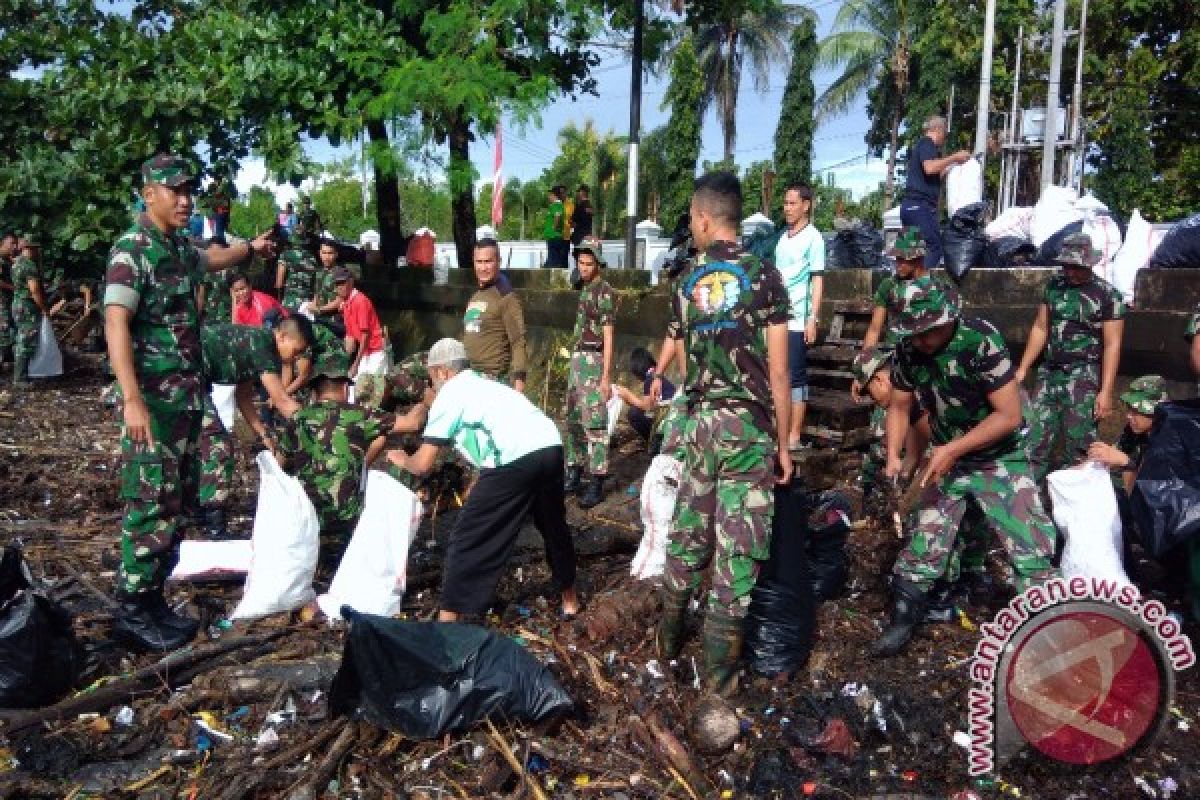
141, 154, 195, 188
887, 226, 926, 260
1053, 233, 1101, 268
1120, 375, 1169, 415
310, 346, 351, 383
574, 236, 606, 265
851, 345, 894, 384
354, 373, 388, 409
891, 278, 961, 338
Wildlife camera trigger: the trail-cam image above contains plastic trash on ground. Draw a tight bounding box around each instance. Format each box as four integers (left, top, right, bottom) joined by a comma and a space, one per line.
1047, 463, 1130, 583
806, 490, 852, 600
169, 540, 253, 582
632, 454, 682, 580
329, 612, 574, 739
28, 315, 63, 378
0, 546, 81, 708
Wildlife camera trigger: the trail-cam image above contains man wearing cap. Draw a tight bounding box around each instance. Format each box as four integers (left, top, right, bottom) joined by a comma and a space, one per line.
463, 238, 527, 392
332, 267, 386, 380
563, 237, 616, 508
874, 281, 1056, 656
1088, 375, 1170, 494
0, 232, 17, 366
295, 196, 323, 249
899, 116, 971, 269
104, 153, 276, 652
276, 244, 320, 310
386, 337, 581, 621
9, 236, 49, 387
1016, 232, 1126, 482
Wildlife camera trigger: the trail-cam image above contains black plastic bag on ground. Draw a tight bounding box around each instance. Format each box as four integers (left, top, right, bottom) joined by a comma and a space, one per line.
942, 202, 989, 281
745, 486, 817, 677
1132, 400, 1200, 559
984, 236, 1038, 267
806, 490, 853, 601
1148, 213, 1200, 268
329, 611, 573, 738
0, 546, 81, 708
1035, 220, 1084, 264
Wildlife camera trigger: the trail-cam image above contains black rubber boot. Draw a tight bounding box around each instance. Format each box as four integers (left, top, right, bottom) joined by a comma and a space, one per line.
702, 613, 745, 697
144, 591, 200, 641
12, 354, 30, 388
563, 465, 584, 495
578, 475, 606, 510
924, 579, 957, 623
871, 578, 928, 657
201, 507, 228, 539
0, 345, 11, 366
113, 590, 196, 653
657, 586, 692, 661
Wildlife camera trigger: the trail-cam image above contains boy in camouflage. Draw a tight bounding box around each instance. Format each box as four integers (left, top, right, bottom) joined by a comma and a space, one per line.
649, 172, 793, 696
874, 281, 1056, 656
563, 237, 616, 509
105, 153, 278, 653
1088, 375, 1169, 494
9, 237, 49, 387
1016, 233, 1125, 481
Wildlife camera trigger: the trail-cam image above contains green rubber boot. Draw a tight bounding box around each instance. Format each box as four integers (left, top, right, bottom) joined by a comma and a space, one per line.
12, 354, 30, 388
657, 586, 692, 661
702, 613, 745, 697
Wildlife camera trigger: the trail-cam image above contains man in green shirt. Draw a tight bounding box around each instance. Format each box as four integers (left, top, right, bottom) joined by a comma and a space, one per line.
543, 185, 569, 268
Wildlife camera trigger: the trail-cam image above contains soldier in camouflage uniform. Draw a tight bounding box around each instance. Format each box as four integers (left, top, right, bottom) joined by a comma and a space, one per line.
105, 154, 276, 652
648, 172, 793, 696
1017, 233, 1126, 481
10, 237, 49, 387
198, 256, 234, 325
354, 351, 431, 411
295, 196, 323, 249
284, 319, 345, 398
195, 319, 310, 537
276, 246, 319, 310
0, 232, 20, 366
873, 282, 1056, 656
562, 238, 616, 509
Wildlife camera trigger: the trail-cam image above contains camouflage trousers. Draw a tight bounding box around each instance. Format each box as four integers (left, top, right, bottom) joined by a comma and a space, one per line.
894, 454, 1056, 593
11, 301, 39, 358
665, 405, 775, 619
0, 294, 12, 350
942, 504, 991, 582
1026, 363, 1100, 481
564, 351, 609, 475
861, 405, 887, 493
196, 392, 234, 509
117, 398, 204, 594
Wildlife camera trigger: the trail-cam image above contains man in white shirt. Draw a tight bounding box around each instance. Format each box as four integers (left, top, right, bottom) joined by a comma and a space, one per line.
387, 338, 581, 622
773, 184, 825, 447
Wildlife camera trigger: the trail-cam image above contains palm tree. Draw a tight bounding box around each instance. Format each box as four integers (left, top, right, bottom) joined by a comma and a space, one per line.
816, 0, 910, 206
692, 1, 810, 162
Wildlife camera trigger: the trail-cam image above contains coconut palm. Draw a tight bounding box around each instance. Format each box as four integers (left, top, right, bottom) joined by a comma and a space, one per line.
692, 1, 810, 162
816, 0, 910, 205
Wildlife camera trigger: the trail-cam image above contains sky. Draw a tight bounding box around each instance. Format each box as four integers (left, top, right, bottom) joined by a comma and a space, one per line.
238, 2, 889, 209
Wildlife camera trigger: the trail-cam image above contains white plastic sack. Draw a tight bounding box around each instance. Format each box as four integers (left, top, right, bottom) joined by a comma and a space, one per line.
1030, 186, 1083, 248
632, 455, 682, 580
985, 206, 1034, 242
945, 158, 984, 217
232, 452, 319, 620
169, 539, 253, 582
1047, 463, 1130, 584
316, 470, 423, 621
1081, 213, 1123, 283
28, 315, 63, 378
210, 384, 237, 432
1109, 209, 1158, 304
606, 394, 625, 441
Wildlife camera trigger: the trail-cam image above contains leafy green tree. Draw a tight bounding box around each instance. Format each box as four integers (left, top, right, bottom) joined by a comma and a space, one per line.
230, 187, 280, 240
659, 35, 705, 230
539, 120, 627, 238
741, 160, 773, 217
773, 12, 817, 212
638, 126, 670, 223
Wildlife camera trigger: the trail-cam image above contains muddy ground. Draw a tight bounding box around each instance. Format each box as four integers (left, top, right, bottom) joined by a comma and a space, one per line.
0, 345, 1197, 799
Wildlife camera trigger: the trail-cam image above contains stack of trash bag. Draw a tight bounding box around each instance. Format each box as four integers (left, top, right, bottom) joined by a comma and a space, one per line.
0, 546, 81, 708
942, 202, 989, 281
744, 485, 817, 678
827, 221, 883, 269
1132, 400, 1200, 560
1148, 213, 1200, 269
806, 489, 853, 600
983, 236, 1037, 267
1036, 220, 1085, 264
979, 189, 1127, 274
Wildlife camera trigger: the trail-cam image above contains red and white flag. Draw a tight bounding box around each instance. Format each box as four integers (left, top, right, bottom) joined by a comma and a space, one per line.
491, 123, 504, 227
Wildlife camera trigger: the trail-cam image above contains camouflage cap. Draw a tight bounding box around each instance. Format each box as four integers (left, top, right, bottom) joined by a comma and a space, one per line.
1120, 375, 1169, 415
851, 346, 894, 384
310, 346, 351, 383
574, 236, 605, 265
891, 278, 961, 338
1053, 233, 1101, 267
887, 226, 926, 260
140, 154, 194, 188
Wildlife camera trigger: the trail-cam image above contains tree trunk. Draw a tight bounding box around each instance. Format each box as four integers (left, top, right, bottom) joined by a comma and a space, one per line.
366, 120, 404, 273
722, 29, 739, 162
448, 115, 475, 269
885, 106, 900, 208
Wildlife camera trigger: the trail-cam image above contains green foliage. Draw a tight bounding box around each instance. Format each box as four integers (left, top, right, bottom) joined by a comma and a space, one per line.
230, 187, 280, 239
772, 13, 817, 213
658, 35, 705, 229
741, 160, 773, 217
537, 121, 627, 238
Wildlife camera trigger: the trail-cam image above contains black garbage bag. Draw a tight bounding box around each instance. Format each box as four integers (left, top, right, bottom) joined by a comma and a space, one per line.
0, 546, 81, 708
806, 490, 853, 601
984, 236, 1038, 267
1148, 213, 1200, 269
827, 224, 883, 269
849, 225, 884, 270
942, 202, 989, 281
825, 231, 855, 269
1035, 220, 1084, 264
745, 486, 817, 677
329, 611, 573, 738
1132, 400, 1200, 559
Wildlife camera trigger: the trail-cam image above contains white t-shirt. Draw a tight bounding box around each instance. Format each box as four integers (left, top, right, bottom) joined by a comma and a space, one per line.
422, 370, 561, 469
774, 223, 826, 331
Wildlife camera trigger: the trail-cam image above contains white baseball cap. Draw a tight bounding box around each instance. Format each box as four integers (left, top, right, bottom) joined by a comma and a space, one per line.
427, 338, 468, 367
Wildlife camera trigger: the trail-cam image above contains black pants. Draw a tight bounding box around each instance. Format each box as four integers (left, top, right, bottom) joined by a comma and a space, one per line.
441, 445, 577, 615
545, 239, 570, 268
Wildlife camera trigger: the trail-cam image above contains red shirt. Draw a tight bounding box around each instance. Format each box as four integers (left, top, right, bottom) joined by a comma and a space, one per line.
233, 290, 285, 327
343, 289, 383, 354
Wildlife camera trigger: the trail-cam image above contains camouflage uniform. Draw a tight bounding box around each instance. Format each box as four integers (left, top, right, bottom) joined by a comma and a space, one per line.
355, 351, 431, 411
890, 291, 1056, 595
279, 248, 318, 309
1025, 240, 1125, 481
313, 266, 338, 308
201, 270, 233, 325
296, 204, 321, 248
565, 276, 615, 476
0, 253, 12, 356
105, 183, 209, 594
9, 254, 41, 359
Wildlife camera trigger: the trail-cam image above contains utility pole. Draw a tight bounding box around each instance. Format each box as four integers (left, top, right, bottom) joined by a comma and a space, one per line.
974, 0, 997, 173
1004, 25, 1024, 210
1041, 0, 1067, 187
624, 0, 644, 269
1069, 0, 1090, 193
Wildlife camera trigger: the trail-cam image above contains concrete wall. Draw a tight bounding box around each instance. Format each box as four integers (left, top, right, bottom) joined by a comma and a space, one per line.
366, 267, 1200, 390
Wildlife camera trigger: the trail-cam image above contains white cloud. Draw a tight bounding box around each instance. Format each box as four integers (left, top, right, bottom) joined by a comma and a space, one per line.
822, 159, 888, 199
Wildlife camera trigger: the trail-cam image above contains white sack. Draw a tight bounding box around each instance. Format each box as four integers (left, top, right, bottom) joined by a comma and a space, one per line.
317, 469, 423, 621
946, 158, 984, 217
1030, 185, 1083, 248
632, 455, 683, 580
985, 206, 1034, 242
210, 384, 237, 432
28, 315, 63, 378
169, 539, 253, 582
1109, 209, 1162, 304
606, 393, 625, 441
1082, 213, 1123, 283
232, 451, 319, 619
1047, 463, 1130, 584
